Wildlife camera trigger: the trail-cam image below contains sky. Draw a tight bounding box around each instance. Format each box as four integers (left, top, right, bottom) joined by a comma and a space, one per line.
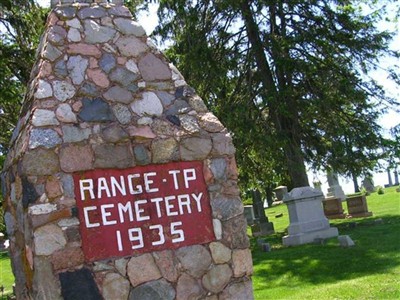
35, 0, 399, 193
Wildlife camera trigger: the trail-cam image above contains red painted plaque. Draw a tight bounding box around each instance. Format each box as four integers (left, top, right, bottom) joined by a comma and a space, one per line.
73, 161, 215, 262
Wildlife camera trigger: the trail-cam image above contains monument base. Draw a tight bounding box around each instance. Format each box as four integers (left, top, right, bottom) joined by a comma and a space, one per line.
282, 227, 339, 246
348, 212, 373, 218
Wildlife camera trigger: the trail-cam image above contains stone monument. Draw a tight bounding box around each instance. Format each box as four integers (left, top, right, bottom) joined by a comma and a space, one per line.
361, 176, 375, 193
273, 185, 287, 201
282, 187, 339, 246
250, 189, 274, 237
326, 170, 346, 201
322, 196, 346, 219
1, 1, 253, 298
346, 194, 373, 218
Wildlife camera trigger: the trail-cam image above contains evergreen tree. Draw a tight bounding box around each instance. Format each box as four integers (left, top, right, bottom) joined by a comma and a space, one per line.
155, 0, 399, 189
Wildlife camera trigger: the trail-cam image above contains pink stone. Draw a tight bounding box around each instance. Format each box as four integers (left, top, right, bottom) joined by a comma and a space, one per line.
203, 161, 214, 185
87, 69, 110, 88
47, 13, 59, 26
72, 100, 82, 112
39, 60, 53, 78
222, 181, 240, 196
226, 156, 238, 179
89, 57, 99, 68
117, 57, 127, 64
45, 176, 63, 199
138, 52, 171, 81
67, 43, 101, 58
60, 144, 93, 172
127, 253, 161, 286
152, 250, 179, 282
176, 273, 205, 299
232, 249, 253, 277
127, 126, 156, 139
51, 247, 84, 270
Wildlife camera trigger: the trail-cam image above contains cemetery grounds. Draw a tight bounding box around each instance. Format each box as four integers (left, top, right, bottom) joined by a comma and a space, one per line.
252, 185, 400, 299
0, 186, 399, 299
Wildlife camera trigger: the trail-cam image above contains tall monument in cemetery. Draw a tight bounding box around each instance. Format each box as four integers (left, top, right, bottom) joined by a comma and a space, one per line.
1, 1, 253, 298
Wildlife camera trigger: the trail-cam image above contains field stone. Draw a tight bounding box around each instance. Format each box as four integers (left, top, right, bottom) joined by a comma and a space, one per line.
222, 215, 250, 249
78, 98, 115, 122
211, 132, 235, 155
127, 253, 161, 287
179, 115, 200, 133
78, 7, 106, 19
211, 195, 243, 221
199, 112, 224, 132
56, 103, 77, 123
219, 280, 254, 300
33, 257, 62, 300
34, 224, 66, 256
115, 36, 148, 57
78, 82, 99, 97
138, 53, 171, 81
176, 273, 204, 300
42, 43, 63, 61
103, 86, 133, 104
209, 242, 231, 264
94, 143, 133, 169
112, 104, 131, 124
202, 264, 232, 294
47, 25, 67, 45
176, 245, 212, 278
62, 125, 91, 143
53, 80, 76, 102
152, 250, 179, 282
22, 148, 60, 176
232, 249, 253, 277
109, 67, 138, 86
34, 79, 53, 99
67, 55, 88, 85
129, 279, 175, 300
99, 52, 116, 73
84, 20, 116, 44
32, 109, 59, 127
180, 136, 212, 161
133, 145, 150, 165
29, 128, 62, 149
102, 273, 130, 300
101, 124, 129, 143
151, 138, 178, 163
131, 92, 163, 116
54, 6, 76, 19
114, 18, 146, 36
54, 60, 68, 77
60, 144, 93, 172
68, 28, 81, 42
114, 258, 128, 276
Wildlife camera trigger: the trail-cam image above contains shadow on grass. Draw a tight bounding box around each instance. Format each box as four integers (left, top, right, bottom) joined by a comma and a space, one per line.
252, 214, 400, 289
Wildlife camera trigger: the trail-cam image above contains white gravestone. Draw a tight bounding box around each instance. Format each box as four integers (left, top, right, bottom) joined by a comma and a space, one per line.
326, 170, 346, 201
282, 187, 339, 246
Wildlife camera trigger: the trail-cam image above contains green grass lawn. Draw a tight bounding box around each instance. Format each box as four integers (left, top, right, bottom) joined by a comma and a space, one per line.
0, 187, 398, 299
253, 186, 400, 299
0, 251, 14, 299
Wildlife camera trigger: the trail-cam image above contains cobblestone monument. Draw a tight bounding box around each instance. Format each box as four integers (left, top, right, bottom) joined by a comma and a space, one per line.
1, 1, 253, 298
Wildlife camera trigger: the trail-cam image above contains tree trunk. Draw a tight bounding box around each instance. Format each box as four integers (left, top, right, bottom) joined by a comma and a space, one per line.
240, 0, 309, 188
352, 172, 360, 193
264, 185, 274, 208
